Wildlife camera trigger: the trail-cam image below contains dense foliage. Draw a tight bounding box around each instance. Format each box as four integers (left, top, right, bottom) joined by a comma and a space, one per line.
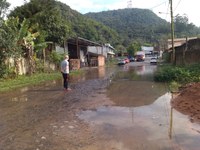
9, 0, 119, 45
154, 64, 200, 84
127, 41, 141, 56
86, 9, 200, 47
8, 0, 200, 50
1, 0, 200, 83
86, 8, 169, 47
174, 14, 200, 37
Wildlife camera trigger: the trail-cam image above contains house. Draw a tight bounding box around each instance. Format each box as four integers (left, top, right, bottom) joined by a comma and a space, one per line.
87, 43, 115, 67
141, 46, 154, 55
56, 37, 115, 70
174, 38, 200, 65
88, 43, 115, 60
167, 37, 197, 49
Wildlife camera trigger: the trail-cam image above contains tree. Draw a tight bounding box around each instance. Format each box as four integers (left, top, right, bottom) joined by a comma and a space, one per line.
9, 0, 71, 45
174, 14, 200, 37
0, 17, 40, 76
0, 0, 10, 18
127, 41, 141, 57
0, 17, 22, 77
174, 14, 188, 34
18, 19, 40, 75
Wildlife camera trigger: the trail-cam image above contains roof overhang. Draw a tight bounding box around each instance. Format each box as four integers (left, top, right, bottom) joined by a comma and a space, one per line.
108, 51, 115, 55
67, 37, 101, 47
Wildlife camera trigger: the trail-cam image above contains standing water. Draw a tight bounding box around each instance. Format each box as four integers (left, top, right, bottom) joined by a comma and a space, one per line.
79, 62, 200, 150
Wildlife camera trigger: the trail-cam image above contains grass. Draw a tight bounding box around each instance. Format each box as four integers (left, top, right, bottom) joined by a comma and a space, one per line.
154, 63, 200, 92
0, 69, 85, 92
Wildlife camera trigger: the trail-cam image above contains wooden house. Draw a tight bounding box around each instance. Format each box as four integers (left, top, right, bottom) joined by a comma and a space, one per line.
166, 37, 200, 65
174, 38, 200, 65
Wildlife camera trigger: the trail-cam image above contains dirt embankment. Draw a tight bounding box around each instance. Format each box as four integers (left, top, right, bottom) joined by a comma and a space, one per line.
171, 82, 200, 123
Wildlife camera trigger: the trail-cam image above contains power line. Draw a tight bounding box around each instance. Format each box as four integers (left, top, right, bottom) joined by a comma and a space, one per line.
150, 0, 168, 10
174, 0, 183, 12
165, 1, 170, 20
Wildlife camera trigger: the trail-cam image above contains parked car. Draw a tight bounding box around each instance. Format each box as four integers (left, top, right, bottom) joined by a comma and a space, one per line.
118, 59, 126, 65
150, 57, 157, 64
129, 57, 135, 62
124, 58, 130, 63
135, 51, 145, 61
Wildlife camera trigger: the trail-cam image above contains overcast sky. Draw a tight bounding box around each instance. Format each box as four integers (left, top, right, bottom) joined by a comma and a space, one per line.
7, 0, 200, 27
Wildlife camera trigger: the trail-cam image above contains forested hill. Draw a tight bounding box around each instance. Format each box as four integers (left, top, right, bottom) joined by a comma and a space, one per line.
9, 0, 120, 45
86, 8, 170, 46
9, 0, 200, 49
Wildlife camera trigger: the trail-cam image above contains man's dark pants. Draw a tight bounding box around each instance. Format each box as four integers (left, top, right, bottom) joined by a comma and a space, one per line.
62, 73, 68, 89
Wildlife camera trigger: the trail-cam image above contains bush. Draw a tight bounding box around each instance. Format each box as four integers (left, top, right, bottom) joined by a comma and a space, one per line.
35, 59, 45, 73
154, 64, 200, 84
0, 66, 16, 79
48, 51, 63, 66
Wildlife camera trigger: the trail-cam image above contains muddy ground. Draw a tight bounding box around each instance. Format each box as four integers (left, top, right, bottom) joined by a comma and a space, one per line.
0, 73, 118, 150
1, 64, 200, 150
172, 82, 200, 124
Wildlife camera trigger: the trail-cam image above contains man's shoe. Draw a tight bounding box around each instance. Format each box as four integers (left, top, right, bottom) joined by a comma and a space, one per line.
66, 88, 72, 91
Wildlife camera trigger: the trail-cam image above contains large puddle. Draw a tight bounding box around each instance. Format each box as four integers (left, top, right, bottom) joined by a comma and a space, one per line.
78, 63, 200, 150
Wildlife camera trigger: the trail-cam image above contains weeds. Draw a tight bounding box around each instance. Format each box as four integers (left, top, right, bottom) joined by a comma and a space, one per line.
154, 64, 200, 84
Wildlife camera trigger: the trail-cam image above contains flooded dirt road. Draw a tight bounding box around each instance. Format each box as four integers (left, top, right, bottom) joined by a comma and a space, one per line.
1, 61, 200, 150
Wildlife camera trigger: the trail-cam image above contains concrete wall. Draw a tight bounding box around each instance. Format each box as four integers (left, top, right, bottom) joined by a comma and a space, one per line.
6, 57, 28, 75
6, 57, 56, 75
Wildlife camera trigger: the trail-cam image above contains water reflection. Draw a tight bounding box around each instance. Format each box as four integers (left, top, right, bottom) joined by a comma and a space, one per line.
70, 66, 116, 83
107, 80, 167, 107
108, 64, 167, 107
78, 64, 200, 150
79, 93, 200, 150
79, 93, 171, 127
11, 96, 28, 102
114, 64, 157, 81
134, 64, 157, 75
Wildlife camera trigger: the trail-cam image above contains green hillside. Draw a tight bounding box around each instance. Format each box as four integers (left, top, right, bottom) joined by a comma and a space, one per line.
8, 0, 200, 48
86, 8, 200, 47
9, 0, 120, 45
86, 8, 170, 47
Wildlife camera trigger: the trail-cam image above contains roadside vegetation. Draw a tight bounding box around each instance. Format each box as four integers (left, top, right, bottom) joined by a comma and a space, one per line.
0, 72, 61, 92
0, 69, 85, 92
154, 64, 200, 92
1, 0, 200, 93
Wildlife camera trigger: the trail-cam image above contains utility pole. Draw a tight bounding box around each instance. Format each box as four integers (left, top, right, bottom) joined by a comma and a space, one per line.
169, 0, 175, 65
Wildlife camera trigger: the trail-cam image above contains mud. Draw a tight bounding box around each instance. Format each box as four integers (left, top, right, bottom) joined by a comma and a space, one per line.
0, 67, 116, 150
1, 62, 200, 150
171, 82, 200, 123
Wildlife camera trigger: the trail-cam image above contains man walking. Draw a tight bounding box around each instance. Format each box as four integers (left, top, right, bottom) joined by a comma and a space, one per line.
61, 54, 71, 91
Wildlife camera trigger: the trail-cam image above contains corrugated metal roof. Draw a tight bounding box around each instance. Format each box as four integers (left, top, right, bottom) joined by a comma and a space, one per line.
67, 37, 101, 47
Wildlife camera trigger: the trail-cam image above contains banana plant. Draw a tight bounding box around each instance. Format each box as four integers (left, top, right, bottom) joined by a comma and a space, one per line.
18, 19, 40, 75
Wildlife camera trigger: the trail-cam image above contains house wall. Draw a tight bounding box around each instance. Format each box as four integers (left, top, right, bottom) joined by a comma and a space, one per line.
168, 37, 197, 49
98, 56, 105, 67
88, 46, 103, 55
69, 59, 80, 70
175, 40, 200, 65
88, 46, 115, 58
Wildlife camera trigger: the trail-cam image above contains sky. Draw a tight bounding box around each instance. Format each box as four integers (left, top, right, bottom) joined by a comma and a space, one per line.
6, 0, 200, 27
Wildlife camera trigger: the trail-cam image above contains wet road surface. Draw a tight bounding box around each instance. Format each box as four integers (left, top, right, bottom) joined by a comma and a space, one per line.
1, 61, 200, 150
